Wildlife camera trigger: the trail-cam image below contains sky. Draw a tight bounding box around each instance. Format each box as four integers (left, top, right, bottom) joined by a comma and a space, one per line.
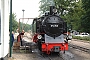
12, 0, 41, 24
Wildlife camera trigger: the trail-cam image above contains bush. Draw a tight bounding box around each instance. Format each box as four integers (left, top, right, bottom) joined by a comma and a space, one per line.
72, 36, 90, 41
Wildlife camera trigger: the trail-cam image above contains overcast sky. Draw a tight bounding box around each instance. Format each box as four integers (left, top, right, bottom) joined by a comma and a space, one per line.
12, 0, 40, 24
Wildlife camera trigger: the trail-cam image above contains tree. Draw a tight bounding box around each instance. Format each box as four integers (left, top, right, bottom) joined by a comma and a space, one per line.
9, 13, 18, 32
9, 13, 32, 32
54, 0, 84, 31
54, 0, 78, 16
64, 0, 84, 31
81, 0, 90, 32
22, 23, 31, 32
39, 0, 55, 15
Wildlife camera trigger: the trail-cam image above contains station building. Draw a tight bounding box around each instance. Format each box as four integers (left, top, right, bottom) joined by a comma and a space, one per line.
0, 0, 10, 59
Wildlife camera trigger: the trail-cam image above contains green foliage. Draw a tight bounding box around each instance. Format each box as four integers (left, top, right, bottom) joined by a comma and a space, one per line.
19, 22, 31, 32
81, 0, 90, 32
23, 23, 31, 32
39, 0, 55, 14
73, 36, 90, 41
9, 13, 18, 32
54, 0, 84, 31
9, 13, 31, 32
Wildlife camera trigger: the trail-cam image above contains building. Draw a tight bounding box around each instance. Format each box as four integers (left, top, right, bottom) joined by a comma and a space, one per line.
0, 0, 10, 59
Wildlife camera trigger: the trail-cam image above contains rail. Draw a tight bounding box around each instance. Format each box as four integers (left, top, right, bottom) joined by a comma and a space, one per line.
69, 44, 90, 53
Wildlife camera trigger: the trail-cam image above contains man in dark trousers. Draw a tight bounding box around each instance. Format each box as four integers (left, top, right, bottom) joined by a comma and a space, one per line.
17, 30, 25, 46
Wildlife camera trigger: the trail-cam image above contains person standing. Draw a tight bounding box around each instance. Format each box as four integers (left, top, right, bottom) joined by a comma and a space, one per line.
11, 31, 14, 47
20, 30, 25, 46
17, 30, 25, 46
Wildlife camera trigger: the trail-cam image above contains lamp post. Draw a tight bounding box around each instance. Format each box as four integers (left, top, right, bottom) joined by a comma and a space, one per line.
22, 9, 25, 30
9, 0, 12, 57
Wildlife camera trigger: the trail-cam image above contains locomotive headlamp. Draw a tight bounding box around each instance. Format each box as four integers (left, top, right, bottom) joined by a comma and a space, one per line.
37, 35, 42, 39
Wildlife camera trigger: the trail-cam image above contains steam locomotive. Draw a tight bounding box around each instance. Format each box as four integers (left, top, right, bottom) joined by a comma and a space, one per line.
32, 6, 68, 54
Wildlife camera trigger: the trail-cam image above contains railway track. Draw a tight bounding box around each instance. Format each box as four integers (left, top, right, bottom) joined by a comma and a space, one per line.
31, 48, 64, 60
39, 52, 64, 60
69, 44, 90, 53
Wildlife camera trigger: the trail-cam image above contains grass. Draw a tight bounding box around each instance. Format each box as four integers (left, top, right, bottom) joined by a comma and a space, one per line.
72, 36, 90, 41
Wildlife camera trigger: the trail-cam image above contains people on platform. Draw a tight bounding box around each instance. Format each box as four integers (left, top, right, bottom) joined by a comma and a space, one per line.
17, 30, 25, 46
11, 31, 15, 47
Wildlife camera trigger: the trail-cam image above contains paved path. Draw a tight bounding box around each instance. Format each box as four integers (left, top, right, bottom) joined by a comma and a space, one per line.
8, 53, 39, 60
8, 33, 34, 60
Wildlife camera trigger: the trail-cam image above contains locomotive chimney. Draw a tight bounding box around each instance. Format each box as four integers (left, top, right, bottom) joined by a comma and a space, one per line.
50, 6, 55, 15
